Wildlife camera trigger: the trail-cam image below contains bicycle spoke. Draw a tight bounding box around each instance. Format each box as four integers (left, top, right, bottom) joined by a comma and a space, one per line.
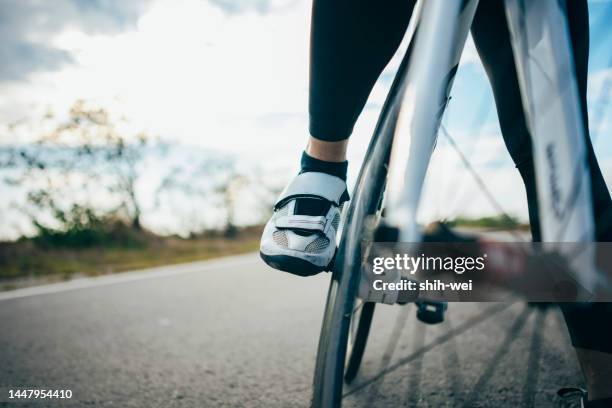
461, 306, 532, 407
444, 94, 494, 219
440, 125, 527, 243
362, 306, 412, 406
352, 300, 365, 315
441, 314, 465, 402
402, 323, 427, 408
521, 309, 546, 408
342, 302, 513, 399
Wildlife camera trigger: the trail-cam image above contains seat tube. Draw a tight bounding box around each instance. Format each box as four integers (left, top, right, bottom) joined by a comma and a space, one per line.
504, 0, 598, 292
384, 0, 479, 242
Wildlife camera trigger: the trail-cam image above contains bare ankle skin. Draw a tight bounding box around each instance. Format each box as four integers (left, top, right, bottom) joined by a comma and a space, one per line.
306, 136, 349, 162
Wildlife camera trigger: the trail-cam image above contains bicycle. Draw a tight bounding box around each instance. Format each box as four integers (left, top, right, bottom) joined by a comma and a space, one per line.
311, 0, 600, 406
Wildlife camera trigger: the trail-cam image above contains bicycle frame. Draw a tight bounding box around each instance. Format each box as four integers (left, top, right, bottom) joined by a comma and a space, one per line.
383, 0, 599, 293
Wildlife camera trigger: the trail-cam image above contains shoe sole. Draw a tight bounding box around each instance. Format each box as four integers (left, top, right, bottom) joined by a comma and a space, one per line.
260, 252, 326, 277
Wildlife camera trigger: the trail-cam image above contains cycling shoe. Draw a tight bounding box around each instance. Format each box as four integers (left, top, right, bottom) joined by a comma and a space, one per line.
260, 172, 347, 276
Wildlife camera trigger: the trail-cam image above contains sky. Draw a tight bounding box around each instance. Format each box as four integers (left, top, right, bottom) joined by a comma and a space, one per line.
1, 0, 612, 236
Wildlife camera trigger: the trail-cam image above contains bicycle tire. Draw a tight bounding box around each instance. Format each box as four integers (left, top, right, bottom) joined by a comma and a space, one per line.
311, 42, 413, 407
344, 301, 375, 384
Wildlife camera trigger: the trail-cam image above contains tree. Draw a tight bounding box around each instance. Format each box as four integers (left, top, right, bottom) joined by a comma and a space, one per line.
4, 100, 149, 236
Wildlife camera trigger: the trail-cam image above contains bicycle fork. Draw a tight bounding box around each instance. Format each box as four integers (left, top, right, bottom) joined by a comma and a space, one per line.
368, 0, 479, 311
383, 0, 479, 242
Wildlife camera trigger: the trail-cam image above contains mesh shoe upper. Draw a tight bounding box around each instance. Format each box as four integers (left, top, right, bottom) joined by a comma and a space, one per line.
260, 172, 347, 274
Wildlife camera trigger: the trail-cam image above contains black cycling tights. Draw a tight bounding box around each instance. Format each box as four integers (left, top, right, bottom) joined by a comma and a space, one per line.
310, 0, 612, 353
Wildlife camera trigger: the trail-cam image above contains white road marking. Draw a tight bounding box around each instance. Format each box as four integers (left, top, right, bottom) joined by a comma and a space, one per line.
0, 253, 259, 302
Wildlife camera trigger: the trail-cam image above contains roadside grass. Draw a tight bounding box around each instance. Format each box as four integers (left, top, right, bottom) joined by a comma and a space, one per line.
0, 215, 526, 291
0, 226, 262, 291
447, 215, 529, 230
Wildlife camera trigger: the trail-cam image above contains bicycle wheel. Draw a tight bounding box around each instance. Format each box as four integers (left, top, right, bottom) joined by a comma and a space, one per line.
344, 300, 375, 384
311, 45, 412, 407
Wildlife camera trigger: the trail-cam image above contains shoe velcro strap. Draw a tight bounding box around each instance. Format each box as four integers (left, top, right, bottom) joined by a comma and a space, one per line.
275, 172, 346, 210
274, 215, 326, 232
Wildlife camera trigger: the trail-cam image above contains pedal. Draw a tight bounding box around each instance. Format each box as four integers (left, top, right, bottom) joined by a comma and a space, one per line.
415, 300, 447, 324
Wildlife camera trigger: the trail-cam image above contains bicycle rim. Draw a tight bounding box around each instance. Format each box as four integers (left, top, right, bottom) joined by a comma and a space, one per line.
310, 41, 412, 407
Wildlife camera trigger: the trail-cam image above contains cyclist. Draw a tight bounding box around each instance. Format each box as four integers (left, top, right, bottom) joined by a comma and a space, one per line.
259, 0, 612, 405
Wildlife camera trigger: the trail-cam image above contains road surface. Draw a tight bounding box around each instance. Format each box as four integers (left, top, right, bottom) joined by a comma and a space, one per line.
0, 253, 584, 407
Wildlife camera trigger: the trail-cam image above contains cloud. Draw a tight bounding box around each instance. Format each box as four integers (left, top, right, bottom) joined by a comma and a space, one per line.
0, 0, 153, 81
0, 43, 73, 81
208, 0, 298, 15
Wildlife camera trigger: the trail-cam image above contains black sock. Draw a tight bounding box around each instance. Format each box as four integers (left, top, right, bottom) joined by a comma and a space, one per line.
299, 151, 348, 181
293, 151, 349, 216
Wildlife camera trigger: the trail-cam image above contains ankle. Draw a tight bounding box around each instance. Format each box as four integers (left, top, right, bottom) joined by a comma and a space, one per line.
306, 137, 348, 162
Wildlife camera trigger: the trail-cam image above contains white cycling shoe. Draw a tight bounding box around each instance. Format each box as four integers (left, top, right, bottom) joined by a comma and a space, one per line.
260, 172, 347, 276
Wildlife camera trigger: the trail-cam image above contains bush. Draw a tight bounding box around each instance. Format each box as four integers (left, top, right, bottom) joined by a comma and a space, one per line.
447, 215, 523, 230
32, 206, 147, 249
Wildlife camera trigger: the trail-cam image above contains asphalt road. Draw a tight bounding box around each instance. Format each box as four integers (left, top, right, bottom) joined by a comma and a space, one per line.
0, 253, 584, 407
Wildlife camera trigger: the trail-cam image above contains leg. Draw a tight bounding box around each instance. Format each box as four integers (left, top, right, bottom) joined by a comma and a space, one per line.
309, 0, 416, 144
306, 0, 417, 182
307, 0, 416, 162
261, 0, 416, 274
472, 0, 612, 400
